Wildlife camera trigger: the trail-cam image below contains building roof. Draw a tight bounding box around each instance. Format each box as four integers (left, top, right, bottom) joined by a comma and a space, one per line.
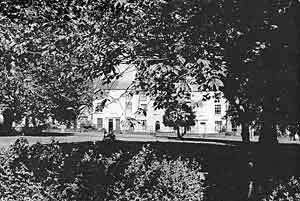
96, 64, 135, 90
96, 64, 204, 92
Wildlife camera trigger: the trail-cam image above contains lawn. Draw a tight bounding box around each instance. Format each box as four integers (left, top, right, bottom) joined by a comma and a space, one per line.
0, 130, 297, 149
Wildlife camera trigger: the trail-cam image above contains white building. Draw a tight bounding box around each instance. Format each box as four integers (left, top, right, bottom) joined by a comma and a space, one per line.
90, 86, 238, 135
88, 65, 239, 135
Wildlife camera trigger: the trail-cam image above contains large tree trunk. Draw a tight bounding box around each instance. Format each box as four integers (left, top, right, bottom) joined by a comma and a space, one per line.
259, 95, 278, 144
241, 121, 250, 143
259, 110, 278, 144
256, 100, 278, 198
259, 113, 278, 144
259, 123, 277, 144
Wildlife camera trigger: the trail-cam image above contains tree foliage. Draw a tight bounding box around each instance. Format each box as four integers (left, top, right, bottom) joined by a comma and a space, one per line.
221, 0, 300, 143
163, 103, 196, 137
0, 0, 135, 129
131, 0, 227, 108
0, 0, 298, 143
130, 0, 299, 143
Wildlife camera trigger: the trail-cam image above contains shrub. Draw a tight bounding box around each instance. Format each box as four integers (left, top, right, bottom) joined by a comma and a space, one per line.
107, 145, 207, 201
263, 177, 300, 201
0, 138, 134, 201
0, 138, 61, 201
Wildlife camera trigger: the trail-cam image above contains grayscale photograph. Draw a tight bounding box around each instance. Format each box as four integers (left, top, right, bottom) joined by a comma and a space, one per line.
0, 0, 299, 200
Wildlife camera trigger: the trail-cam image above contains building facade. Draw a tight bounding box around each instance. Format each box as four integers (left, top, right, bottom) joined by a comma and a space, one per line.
90, 89, 239, 135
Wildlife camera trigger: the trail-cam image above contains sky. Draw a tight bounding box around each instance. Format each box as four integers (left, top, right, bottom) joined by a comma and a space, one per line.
105, 64, 136, 90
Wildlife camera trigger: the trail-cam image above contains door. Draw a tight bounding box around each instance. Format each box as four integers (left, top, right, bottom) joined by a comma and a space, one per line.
108, 119, 113, 132
141, 120, 147, 130
115, 118, 120, 131
155, 121, 160, 131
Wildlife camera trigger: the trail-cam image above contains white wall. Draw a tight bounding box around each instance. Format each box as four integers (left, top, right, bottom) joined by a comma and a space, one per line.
91, 90, 235, 135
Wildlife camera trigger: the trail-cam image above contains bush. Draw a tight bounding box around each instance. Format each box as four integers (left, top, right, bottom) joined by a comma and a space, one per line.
8, 139, 300, 201
1, 140, 208, 201
107, 145, 207, 201
263, 177, 300, 201
0, 138, 61, 201
0, 138, 133, 201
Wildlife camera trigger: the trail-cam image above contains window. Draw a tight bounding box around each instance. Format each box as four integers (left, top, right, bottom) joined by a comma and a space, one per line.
140, 94, 147, 101
232, 122, 237, 132
215, 104, 221, 115
97, 118, 103, 129
140, 104, 147, 110
126, 101, 132, 113
215, 121, 222, 132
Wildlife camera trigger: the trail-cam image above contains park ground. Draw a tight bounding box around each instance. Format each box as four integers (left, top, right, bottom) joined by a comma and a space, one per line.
0, 131, 299, 148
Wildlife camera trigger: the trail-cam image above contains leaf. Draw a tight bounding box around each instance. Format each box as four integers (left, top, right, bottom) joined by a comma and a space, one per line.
177, 55, 186, 65
209, 78, 224, 90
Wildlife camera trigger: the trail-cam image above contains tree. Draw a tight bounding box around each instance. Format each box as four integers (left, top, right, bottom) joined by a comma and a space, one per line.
218, 1, 300, 199
220, 0, 300, 144
35, 61, 95, 128
0, 0, 136, 130
163, 103, 196, 138
129, 0, 226, 137
130, 0, 299, 145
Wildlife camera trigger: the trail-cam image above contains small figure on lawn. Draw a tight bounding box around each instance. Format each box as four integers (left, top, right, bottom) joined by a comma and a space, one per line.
103, 130, 116, 141
295, 133, 299, 141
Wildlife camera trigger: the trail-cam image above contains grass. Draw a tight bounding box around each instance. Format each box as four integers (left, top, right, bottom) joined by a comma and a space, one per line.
0, 130, 297, 149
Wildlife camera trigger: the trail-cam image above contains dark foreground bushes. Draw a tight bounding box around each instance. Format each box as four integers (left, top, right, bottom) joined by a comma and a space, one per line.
264, 177, 300, 201
0, 139, 58, 201
0, 138, 300, 201
107, 145, 206, 201
0, 138, 131, 201
0, 138, 207, 201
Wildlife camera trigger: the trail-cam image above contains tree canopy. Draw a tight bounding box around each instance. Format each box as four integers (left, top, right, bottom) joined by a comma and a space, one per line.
0, 0, 298, 143
163, 103, 196, 138
221, 0, 300, 143
131, 0, 299, 143
0, 0, 135, 129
